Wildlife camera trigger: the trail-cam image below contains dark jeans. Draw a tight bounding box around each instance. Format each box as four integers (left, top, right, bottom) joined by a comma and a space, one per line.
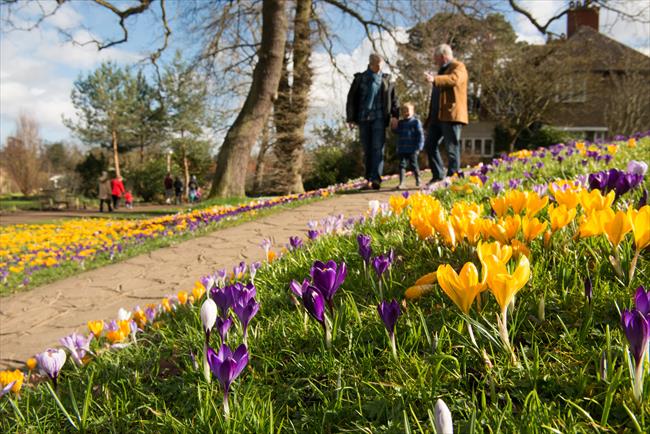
425, 122, 462, 180
100, 198, 112, 212
398, 152, 420, 184
358, 118, 385, 184
111, 195, 120, 209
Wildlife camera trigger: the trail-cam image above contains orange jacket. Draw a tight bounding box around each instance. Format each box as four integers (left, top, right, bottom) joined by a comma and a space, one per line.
427, 60, 468, 126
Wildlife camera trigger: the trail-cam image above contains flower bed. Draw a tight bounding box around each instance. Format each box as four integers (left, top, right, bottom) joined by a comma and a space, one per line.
0, 179, 374, 292
1, 133, 648, 432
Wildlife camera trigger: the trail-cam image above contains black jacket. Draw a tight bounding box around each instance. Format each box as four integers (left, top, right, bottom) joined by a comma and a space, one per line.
346, 72, 399, 126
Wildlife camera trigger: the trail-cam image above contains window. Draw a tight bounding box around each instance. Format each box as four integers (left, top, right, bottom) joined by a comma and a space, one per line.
465, 139, 472, 153
483, 139, 494, 157
474, 139, 482, 155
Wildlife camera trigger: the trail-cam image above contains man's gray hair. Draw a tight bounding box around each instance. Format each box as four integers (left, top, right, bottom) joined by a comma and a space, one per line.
369, 53, 383, 64
434, 44, 453, 59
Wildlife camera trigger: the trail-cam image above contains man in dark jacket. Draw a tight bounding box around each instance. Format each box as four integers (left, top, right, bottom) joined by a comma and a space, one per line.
346, 53, 399, 190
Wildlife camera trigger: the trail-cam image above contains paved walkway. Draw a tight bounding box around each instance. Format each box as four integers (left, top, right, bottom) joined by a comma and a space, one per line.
0, 188, 403, 368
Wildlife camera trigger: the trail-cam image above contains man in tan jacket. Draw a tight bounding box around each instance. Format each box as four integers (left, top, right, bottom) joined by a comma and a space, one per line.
424, 44, 468, 183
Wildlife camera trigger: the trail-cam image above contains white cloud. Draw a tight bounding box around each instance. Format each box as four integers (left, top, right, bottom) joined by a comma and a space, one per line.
309, 29, 408, 123
0, 20, 138, 143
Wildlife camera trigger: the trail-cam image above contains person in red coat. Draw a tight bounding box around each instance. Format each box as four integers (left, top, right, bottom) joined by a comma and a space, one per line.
111, 176, 125, 209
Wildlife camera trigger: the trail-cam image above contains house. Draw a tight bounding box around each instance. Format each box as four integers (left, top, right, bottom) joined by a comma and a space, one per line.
460, 1, 650, 163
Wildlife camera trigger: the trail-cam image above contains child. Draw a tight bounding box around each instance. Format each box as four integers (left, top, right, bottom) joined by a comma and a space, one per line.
124, 190, 133, 209
392, 102, 424, 189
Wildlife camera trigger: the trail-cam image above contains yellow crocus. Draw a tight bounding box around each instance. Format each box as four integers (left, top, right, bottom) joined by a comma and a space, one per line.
26, 358, 37, 371
389, 194, 408, 215
477, 241, 512, 266
0, 369, 24, 394
505, 190, 527, 215
628, 205, 650, 251
510, 240, 531, 258
551, 186, 580, 210
549, 204, 577, 232
603, 210, 632, 247
522, 216, 547, 242
132, 309, 147, 328
524, 193, 548, 217
436, 262, 486, 314
578, 208, 614, 238
405, 272, 437, 300
192, 281, 206, 301
580, 189, 615, 214
106, 329, 126, 344
87, 320, 105, 337
490, 196, 508, 217
484, 254, 531, 315
177, 291, 189, 305
628, 138, 636, 148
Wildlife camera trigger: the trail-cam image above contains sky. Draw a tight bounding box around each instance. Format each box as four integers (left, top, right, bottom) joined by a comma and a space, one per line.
1, 0, 649, 146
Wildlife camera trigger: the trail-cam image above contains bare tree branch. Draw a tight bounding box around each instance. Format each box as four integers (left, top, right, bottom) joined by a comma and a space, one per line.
508, 0, 568, 35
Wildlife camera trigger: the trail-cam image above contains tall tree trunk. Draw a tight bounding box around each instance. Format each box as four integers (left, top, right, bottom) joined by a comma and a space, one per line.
209, 0, 288, 198
111, 129, 121, 178
253, 120, 272, 193
273, 0, 312, 194
183, 147, 190, 200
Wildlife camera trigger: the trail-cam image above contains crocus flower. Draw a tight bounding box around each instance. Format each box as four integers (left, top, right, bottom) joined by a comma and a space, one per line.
206, 344, 249, 416
301, 285, 331, 348
635, 286, 649, 316
357, 234, 372, 264
249, 262, 261, 280
59, 332, 93, 366
215, 316, 232, 343
289, 279, 310, 298
627, 160, 648, 176
621, 309, 649, 404
377, 299, 402, 359
200, 298, 218, 383
372, 254, 391, 279
0, 370, 24, 396
434, 399, 453, 434
36, 348, 67, 387
233, 261, 247, 280
484, 254, 530, 359
117, 308, 131, 321
436, 262, 486, 315
201, 299, 218, 338
310, 260, 347, 312
288, 236, 303, 250
87, 320, 104, 337
232, 298, 259, 345
211, 286, 233, 317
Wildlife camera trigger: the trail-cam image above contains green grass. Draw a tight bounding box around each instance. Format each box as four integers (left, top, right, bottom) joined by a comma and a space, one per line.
1, 138, 648, 432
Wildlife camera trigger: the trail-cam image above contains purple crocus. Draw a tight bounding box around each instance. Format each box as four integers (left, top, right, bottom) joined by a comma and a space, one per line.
233, 261, 247, 280
310, 260, 347, 312
59, 332, 93, 366
372, 251, 393, 279
249, 262, 261, 280
357, 234, 372, 264
289, 279, 309, 298
491, 181, 504, 195
588, 171, 609, 192
378, 299, 402, 359
620, 309, 649, 404
215, 316, 233, 343
211, 286, 233, 318
35, 348, 67, 387
206, 344, 249, 416
301, 285, 325, 324
288, 236, 303, 250
232, 299, 259, 344
634, 286, 649, 316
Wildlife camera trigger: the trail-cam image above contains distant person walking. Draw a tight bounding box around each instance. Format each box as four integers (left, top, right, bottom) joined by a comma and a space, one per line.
346, 53, 399, 190
110, 175, 125, 210
173, 176, 184, 205
124, 190, 133, 209
424, 44, 468, 183
98, 171, 112, 213
164, 173, 174, 204
188, 175, 199, 203
392, 102, 424, 189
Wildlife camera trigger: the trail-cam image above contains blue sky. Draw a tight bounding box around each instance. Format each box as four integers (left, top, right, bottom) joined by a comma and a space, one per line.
1, 0, 648, 146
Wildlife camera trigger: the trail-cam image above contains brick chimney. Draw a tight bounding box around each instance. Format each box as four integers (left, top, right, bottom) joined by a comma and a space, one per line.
567, 0, 599, 38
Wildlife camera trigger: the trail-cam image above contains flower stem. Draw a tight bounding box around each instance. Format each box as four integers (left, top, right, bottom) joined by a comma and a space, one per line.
323, 317, 332, 349
390, 332, 397, 361
633, 357, 645, 406
467, 321, 478, 348
629, 249, 640, 282
223, 390, 230, 417
203, 342, 211, 384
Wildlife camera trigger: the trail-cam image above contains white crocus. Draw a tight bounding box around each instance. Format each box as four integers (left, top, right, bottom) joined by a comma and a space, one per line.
200, 299, 217, 333
434, 399, 453, 434
117, 308, 132, 321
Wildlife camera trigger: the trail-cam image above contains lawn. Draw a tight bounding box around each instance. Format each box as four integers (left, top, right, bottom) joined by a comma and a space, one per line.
1, 134, 648, 432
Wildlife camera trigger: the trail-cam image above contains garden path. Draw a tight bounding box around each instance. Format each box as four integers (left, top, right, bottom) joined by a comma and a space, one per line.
0, 188, 402, 369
